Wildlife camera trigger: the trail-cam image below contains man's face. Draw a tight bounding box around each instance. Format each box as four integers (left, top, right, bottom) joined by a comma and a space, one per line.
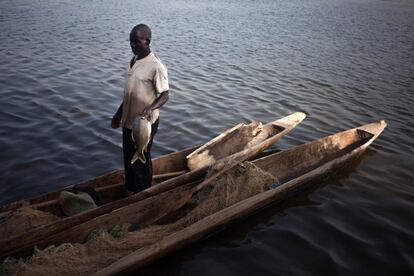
130, 30, 150, 56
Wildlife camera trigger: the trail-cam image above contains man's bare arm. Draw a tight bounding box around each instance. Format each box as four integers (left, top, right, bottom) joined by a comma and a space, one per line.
142, 91, 169, 117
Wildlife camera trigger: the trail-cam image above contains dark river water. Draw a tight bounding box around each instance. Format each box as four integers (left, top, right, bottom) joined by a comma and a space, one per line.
1, 0, 413, 274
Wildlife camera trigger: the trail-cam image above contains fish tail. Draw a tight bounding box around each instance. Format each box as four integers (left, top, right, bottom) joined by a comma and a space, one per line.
137, 142, 150, 164
131, 152, 139, 164
138, 151, 146, 163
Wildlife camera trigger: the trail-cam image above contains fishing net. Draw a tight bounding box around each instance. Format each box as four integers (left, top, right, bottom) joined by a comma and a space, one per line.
3, 161, 276, 275
170, 161, 276, 227
0, 207, 59, 240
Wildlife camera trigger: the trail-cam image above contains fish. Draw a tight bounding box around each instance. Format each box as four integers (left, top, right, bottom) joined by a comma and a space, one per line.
131, 116, 152, 164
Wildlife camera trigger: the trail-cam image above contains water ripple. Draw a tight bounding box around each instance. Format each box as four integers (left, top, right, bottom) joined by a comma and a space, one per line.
1, 0, 414, 274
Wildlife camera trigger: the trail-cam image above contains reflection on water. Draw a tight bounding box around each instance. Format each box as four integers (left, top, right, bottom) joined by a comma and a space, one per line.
0, 0, 413, 274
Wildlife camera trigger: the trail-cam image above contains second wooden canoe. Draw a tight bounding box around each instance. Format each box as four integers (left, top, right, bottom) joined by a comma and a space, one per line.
0, 112, 306, 260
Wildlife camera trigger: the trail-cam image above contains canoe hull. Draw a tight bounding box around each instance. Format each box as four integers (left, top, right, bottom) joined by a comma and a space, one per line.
94, 120, 387, 275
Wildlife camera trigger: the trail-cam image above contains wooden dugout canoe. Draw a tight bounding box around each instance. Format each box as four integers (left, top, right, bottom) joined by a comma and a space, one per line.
0, 112, 306, 260
94, 120, 387, 275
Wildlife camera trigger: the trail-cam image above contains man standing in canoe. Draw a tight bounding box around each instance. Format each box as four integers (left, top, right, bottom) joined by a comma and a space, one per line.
111, 24, 169, 194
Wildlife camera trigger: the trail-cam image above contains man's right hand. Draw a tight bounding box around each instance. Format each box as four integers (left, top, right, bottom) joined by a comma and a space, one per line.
111, 116, 121, 129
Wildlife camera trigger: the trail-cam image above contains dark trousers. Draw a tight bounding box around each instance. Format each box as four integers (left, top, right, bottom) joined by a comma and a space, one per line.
122, 119, 159, 193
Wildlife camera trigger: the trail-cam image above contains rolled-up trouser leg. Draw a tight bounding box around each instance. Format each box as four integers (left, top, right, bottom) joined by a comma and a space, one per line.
122, 119, 159, 193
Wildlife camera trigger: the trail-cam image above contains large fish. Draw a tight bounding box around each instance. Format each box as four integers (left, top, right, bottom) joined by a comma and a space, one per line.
131, 116, 152, 164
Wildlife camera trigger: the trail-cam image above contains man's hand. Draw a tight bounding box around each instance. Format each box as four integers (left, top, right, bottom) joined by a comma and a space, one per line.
111, 116, 121, 129
140, 91, 169, 120
141, 107, 151, 120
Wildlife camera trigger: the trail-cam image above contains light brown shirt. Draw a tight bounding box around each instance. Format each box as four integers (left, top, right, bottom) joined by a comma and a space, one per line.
121, 52, 169, 129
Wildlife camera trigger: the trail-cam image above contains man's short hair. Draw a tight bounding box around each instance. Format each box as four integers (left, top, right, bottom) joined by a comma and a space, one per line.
130, 24, 152, 42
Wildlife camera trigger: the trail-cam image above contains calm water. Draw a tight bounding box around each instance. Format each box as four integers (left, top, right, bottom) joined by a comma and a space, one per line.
0, 0, 413, 274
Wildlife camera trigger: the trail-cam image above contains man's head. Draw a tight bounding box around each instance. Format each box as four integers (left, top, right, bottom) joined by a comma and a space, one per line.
130, 24, 152, 56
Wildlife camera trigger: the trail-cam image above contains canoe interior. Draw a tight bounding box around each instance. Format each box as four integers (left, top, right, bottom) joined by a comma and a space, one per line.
186, 121, 285, 171
253, 128, 374, 184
